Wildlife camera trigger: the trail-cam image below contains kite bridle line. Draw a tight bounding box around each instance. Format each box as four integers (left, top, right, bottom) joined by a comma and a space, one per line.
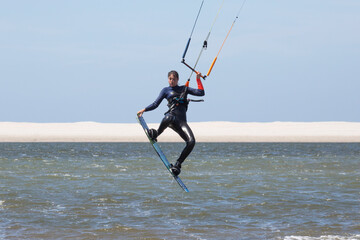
182, 0, 204, 61
181, 0, 247, 82
206, 0, 247, 78
182, 0, 225, 83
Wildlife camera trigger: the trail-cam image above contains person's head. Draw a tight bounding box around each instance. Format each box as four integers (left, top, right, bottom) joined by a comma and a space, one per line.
168, 70, 179, 87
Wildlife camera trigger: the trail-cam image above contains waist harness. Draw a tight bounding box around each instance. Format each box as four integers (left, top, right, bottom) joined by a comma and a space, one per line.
165, 87, 204, 114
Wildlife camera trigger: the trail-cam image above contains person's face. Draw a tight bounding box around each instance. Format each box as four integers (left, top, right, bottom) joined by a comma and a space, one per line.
168, 74, 179, 87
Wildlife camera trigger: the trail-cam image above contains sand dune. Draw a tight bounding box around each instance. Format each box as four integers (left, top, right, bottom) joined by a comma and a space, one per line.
0, 121, 359, 142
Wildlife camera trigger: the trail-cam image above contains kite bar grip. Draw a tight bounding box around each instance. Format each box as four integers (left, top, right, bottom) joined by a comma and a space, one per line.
181, 60, 206, 80
182, 38, 191, 59
206, 57, 217, 77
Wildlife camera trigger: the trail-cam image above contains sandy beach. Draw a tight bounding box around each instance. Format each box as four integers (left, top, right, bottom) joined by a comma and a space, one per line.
0, 121, 360, 142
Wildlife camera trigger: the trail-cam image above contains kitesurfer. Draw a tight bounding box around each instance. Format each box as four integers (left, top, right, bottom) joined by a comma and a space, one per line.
137, 70, 205, 176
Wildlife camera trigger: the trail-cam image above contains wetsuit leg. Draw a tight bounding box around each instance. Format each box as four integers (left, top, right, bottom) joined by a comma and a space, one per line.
157, 114, 175, 136
170, 121, 196, 164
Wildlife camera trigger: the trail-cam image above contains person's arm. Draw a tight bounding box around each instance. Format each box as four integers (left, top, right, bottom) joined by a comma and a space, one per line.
187, 72, 205, 96
137, 88, 166, 116
196, 72, 204, 91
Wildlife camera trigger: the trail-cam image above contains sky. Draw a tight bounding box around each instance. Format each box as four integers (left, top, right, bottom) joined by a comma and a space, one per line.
1, 0, 359, 123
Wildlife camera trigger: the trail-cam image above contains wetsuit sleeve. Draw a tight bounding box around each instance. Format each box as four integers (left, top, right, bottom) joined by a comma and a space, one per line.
144, 88, 166, 112
196, 74, 204, 90
187, 75, 205, 96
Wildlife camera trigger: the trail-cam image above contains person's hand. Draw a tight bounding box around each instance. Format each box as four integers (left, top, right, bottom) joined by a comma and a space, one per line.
137, 109, 145, 117
196, 71, 202, 79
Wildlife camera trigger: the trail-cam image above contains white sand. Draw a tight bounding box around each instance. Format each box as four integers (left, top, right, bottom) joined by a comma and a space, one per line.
0, 121, 360, 142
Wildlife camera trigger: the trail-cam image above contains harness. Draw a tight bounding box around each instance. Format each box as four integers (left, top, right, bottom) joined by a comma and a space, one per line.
165, 87, 204, 114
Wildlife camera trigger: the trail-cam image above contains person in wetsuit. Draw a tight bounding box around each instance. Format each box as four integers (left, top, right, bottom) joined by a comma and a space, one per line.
137, 70, 205, 176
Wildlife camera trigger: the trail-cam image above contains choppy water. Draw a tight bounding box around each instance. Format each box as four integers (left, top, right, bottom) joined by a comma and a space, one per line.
0, 143, 359, 240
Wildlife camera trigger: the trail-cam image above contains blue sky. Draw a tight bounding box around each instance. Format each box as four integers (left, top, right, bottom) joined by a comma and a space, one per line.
1, 0, 359, 123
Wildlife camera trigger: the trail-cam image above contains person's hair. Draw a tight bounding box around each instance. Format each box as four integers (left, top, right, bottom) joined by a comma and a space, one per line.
168, 70, 179, 79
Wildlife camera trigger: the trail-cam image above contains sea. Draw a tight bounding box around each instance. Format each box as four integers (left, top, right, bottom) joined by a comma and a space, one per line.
0, 142, 359, 240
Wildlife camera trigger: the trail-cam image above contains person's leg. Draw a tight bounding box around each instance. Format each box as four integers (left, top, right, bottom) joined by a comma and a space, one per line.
170, 121, 195, 175
148, 114, 175, 141
157, 114, 175, 135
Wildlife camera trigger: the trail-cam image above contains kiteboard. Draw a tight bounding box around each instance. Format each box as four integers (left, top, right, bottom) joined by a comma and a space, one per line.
137, 115, 189, 192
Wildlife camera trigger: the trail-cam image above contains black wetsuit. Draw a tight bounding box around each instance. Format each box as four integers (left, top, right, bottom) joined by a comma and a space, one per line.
144, 84, 205, 166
